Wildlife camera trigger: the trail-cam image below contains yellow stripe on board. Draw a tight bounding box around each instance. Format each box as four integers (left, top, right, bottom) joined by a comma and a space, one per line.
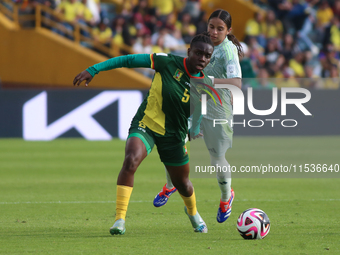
141, 72, 166, 135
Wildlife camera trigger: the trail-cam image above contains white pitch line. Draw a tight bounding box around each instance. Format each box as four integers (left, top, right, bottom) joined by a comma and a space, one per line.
0, 198, 340, 205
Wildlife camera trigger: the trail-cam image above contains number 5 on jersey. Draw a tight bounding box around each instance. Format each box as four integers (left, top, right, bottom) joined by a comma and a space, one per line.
182, 89, 190, 103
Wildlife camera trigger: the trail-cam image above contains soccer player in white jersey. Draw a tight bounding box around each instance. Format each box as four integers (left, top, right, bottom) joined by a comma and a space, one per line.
153, 9, 243, 223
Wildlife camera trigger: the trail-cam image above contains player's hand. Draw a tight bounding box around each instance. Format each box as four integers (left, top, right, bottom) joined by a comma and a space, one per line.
73, 70, 93, 87
188, 132, 203, 141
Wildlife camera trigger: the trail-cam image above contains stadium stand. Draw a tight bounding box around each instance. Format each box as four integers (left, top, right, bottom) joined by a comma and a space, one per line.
249, 0, 339, 88
0, 0, 339, 89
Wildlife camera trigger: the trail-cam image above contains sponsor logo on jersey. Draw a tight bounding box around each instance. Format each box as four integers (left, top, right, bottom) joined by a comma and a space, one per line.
173, 69, 184, 81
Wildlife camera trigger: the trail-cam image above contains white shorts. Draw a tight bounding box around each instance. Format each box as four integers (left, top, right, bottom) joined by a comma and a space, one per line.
201, 118, 233, 158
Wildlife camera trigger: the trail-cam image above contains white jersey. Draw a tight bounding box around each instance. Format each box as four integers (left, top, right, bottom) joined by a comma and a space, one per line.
203, 36, 242, 122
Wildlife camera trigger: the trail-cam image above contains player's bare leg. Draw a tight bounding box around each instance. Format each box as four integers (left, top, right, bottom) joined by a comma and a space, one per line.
110, 137, 148, 235
166, 164, 207, 233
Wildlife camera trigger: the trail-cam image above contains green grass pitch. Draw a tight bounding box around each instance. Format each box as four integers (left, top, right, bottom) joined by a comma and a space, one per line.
0, 137, 339, 254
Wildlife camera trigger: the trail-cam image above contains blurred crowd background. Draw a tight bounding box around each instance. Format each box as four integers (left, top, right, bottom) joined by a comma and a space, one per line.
11, 0, 340, 88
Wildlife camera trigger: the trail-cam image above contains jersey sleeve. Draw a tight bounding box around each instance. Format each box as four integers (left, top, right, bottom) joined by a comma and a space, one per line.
86, 54, 151, 77
150, 53, 172, 72
223, 45, 242, 79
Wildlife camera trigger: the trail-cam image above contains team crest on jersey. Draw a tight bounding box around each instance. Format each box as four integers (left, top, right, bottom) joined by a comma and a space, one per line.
183, 145, 188, 156
173, 69, 184, 81
227, 65, 235, 75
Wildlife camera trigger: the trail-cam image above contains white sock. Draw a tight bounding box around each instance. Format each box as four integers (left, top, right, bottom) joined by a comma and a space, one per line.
217, 177, 231, 202
165, 166, 174, 189
211, 156, 232, 202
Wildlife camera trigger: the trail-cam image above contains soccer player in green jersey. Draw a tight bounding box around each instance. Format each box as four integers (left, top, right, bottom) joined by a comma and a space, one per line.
73, 32, 214, 235
154, 9, 243, 224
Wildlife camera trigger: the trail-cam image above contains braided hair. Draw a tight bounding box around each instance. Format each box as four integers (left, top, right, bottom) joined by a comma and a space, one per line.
208, 9, 243, 57
190, 31, 214, 49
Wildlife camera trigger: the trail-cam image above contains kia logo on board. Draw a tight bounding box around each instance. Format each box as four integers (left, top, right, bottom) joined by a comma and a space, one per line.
23, 91, 143, 141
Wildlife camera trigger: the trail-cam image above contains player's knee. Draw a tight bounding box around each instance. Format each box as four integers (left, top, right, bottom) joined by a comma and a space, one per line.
122, 153, 140, 173
173, 179, 191, 195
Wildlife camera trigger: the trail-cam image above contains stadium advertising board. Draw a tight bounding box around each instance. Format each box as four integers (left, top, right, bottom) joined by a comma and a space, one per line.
0, 90, 142, 140
0, 88, 339, 139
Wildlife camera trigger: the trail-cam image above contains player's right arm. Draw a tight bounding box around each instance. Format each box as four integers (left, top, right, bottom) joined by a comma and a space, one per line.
73, 54, 154, 86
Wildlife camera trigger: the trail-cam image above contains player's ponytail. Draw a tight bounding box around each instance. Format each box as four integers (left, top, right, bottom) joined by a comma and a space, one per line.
227, 34, 243, 57
208, 9, 244, 57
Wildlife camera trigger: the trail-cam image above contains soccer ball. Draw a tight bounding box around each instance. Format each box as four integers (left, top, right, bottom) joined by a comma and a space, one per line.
237, 208, 270, 240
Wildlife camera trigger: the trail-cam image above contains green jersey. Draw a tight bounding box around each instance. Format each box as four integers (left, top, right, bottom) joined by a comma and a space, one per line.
134, 53, 212, 141
86, 53, 212, 142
